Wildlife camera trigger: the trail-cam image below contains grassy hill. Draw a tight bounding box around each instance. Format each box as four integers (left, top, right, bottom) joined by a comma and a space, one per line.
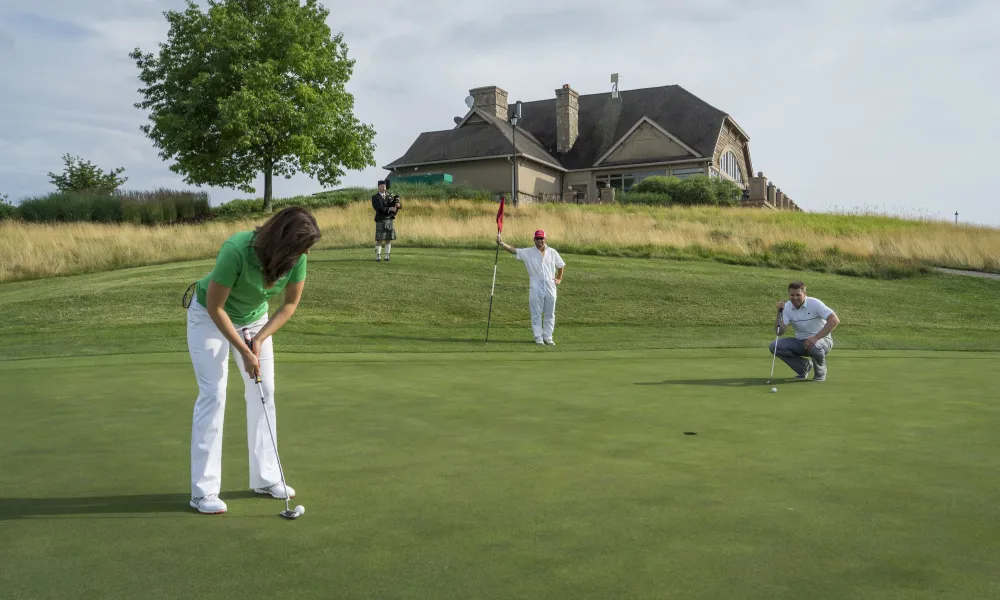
2, 200, 999, 283
2, 247, 998, 362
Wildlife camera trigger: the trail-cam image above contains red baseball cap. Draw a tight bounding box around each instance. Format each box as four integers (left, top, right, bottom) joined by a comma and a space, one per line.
534, 229, 545, 239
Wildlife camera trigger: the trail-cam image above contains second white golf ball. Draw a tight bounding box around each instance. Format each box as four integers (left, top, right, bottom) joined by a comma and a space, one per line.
771, 388, 777, 393
294, 505, 305, 515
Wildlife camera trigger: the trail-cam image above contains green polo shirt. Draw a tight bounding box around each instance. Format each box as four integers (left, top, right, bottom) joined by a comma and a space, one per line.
195, 231, 307, 325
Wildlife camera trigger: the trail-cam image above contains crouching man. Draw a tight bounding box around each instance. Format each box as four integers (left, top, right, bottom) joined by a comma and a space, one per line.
770, 281, 840, 381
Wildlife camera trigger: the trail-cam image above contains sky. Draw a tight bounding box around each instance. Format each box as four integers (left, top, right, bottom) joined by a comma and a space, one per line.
1, 0, 998, 225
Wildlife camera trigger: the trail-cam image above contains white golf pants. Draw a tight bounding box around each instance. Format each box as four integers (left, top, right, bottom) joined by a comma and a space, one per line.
187, 297, 281, 499
529, 282, 557, 340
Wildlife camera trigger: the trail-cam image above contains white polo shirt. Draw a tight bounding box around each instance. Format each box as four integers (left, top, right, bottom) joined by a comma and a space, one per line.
515, 246, 565, 292
782, 297, 835, 339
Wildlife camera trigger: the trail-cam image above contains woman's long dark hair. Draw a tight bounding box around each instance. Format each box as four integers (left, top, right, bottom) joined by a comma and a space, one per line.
252, 207, 321, 286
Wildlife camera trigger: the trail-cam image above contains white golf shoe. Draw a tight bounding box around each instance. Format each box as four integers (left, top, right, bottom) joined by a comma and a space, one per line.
255, 482, 296, 499
190, 494, 227, 514
535, 337, 545, 345
544, 338, 555, 345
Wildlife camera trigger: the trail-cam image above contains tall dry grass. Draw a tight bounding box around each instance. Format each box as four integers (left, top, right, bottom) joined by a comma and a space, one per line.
2, 200, 999, 283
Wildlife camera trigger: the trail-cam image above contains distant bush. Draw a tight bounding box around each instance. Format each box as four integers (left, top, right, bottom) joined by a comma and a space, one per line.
0, 193, 14, 220
47, 153, 127, 194
630, 175, 742, 207
618, 192, 672, 206
15, 189, 210, 225
388, 181, 493, 201
212, 182, 494, 218
711, 177, 742, 206
212, 188, 370, 217
630, 176, 674, 196
671, 176, 715, 206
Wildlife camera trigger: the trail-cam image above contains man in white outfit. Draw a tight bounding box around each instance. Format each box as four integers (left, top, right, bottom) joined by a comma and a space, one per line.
497, 229, 566, 345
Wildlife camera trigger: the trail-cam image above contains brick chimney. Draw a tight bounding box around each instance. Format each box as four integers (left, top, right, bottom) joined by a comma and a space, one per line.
469, 86, 509, 120
555, 84, 579, 154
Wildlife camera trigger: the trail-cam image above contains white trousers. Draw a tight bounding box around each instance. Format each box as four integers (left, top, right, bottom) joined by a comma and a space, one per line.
187, 297, 281, 498
529, 282, 557, 340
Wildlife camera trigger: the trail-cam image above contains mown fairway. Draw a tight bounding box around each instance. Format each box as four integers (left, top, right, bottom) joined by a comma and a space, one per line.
1, 248, 997, 599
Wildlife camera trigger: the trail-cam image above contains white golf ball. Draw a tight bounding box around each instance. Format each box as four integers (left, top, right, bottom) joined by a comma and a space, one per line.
294, 505, 305, 515
771, 388, 777, 393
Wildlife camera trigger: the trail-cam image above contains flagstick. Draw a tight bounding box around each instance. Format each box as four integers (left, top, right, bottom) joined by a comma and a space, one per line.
486, 197, 506, 344
485, 233, 501, 344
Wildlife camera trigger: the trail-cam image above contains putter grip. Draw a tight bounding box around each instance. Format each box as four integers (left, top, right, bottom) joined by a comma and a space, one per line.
241, 328, 261, 383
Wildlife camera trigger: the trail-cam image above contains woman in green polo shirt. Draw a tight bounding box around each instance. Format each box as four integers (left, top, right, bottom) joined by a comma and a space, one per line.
185, 206, 321, 515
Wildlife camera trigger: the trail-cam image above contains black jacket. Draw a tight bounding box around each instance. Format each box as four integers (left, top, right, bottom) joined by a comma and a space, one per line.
371, 193, 400, 222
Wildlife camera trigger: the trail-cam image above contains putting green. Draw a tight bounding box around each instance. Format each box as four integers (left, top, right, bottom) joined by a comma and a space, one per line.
1, 349, 997, 600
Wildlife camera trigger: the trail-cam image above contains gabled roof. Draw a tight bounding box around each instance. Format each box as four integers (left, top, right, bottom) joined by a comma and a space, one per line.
383, 108, 564, 171
383, 85, 734, 172
474, 109, 565, 170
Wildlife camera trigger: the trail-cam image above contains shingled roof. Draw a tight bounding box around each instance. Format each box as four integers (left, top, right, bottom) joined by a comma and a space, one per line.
384, 109, 564, 171
383, 85, 732, 172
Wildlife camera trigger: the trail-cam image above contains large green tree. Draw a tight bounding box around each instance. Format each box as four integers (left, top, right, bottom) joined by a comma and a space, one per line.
130, 0, 376, 211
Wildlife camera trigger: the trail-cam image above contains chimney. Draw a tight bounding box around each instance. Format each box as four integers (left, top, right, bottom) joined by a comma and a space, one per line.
469, 86, 509, 120
555, 84, 579, 154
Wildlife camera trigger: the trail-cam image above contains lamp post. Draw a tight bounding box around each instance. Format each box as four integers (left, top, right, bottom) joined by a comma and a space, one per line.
509, 100, 522, 206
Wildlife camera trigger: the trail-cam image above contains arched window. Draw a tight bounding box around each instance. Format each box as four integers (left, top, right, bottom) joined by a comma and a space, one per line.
721, 150, 744, 184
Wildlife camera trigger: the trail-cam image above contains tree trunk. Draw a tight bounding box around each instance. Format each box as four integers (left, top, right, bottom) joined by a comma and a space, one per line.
262, 157, 274, 213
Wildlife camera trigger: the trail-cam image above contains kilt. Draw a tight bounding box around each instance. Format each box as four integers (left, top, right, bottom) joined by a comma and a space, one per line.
375, 218, 396, 241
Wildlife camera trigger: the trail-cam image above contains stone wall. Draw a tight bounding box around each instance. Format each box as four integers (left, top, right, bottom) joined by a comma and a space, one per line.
745, 173, 801, 211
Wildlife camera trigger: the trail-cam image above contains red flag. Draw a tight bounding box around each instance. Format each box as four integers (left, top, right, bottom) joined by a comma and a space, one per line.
496, 196, 505, 232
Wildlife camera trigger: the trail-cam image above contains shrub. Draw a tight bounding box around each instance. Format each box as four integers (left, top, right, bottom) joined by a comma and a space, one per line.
47, 154, 127, 194
618, 192, 672, 206
16, 189, 210, 225
633, 175, 743, 207
669, 176, 715, 206
711, 177, 742, 206
386, 181, 493, 202
0, 193, 14, 220
211, 182, 494, 218
630, 176, 675, 196
18, 193, 97, 222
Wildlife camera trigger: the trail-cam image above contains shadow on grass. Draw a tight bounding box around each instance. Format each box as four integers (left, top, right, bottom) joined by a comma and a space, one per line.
0, 491, 260, 520
636, 378, 800, 387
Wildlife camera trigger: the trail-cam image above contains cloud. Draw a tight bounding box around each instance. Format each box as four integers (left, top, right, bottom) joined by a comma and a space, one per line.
0, 0, 997, 225
5, 12, 94, 39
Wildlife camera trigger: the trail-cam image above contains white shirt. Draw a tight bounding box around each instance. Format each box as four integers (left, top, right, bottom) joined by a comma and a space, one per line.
515, 246, 565, 291
782, 297, 835, 340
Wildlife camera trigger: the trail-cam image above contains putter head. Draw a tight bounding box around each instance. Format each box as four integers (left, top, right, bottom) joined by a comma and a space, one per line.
279, 509, 300, 520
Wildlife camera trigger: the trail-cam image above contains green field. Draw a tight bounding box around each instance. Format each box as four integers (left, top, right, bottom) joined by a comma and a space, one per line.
1, 249, 998, 599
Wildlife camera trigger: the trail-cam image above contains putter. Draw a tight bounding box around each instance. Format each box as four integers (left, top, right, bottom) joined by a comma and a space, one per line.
242, 328, 299, 520
767, 309, 781, 384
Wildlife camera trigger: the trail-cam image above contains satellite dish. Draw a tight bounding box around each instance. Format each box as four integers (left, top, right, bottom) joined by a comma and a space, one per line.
465, 95, 475, 108
453, 116, 463, 125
